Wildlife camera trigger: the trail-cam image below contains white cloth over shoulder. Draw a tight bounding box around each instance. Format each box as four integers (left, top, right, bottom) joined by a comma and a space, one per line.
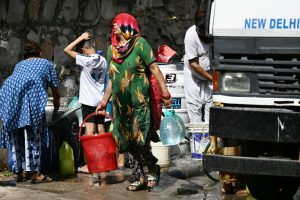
76, 54, 107, 107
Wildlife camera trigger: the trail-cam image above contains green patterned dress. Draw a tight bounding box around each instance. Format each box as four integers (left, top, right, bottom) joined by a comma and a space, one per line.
107, 37, 156, 152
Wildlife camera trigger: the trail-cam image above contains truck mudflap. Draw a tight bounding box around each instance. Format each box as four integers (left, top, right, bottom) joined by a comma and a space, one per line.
209, 106, 300, 143
203, 154, 300, 177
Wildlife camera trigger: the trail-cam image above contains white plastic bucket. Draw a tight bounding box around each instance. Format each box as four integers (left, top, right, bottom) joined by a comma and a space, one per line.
163, 70, 184, 85
151, 141, 170, 168
158, 64, 184, 95
158, 63, 177, 71
200, 123, 210, 157
171, 94, 186, 109
167, 84, 184, 95
188, 122, 209, 160
162, 70, 184, 95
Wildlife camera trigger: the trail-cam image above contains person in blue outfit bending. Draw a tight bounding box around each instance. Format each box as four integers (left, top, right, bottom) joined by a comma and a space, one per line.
0, 42, 60, 183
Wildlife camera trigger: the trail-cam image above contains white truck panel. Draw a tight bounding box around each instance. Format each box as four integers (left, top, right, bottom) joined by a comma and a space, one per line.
211, 0, 300, 37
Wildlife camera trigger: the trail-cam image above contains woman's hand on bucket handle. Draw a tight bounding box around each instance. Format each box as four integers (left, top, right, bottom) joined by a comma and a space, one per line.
96, 101, 107, 115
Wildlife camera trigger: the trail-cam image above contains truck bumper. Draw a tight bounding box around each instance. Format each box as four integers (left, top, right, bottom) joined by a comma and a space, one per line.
209, 106, 300, 144
203, 154, 300, 177
205, 106, 300, 176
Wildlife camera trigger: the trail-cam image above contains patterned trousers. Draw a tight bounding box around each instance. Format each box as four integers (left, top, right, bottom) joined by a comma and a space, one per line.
10, 127, 41, 173
127, 139, 158, 181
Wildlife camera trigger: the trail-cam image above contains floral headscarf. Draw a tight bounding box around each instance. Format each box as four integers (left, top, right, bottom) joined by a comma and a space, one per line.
111, 13, 140, 64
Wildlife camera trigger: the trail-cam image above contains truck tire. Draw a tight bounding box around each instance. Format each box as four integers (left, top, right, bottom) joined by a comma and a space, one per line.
245, 174, 299, 200
242, 142, 300, 199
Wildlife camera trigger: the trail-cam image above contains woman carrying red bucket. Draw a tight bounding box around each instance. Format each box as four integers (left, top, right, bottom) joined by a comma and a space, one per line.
96, 13, 172, 192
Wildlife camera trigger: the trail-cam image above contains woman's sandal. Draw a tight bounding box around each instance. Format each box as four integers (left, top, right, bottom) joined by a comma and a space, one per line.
147, 165, 161, 192
126, 181, 147, 191
31, 174, 52, 184
77, 165, 89, 174
118, 166, 125, 170
126, 175, 138, 183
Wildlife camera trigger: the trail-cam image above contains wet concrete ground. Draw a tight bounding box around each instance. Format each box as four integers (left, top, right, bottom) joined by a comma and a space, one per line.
0, 158, 256, 200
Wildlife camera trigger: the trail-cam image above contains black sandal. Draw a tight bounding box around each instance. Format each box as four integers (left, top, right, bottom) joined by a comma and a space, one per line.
126, 181, 147, 191
147, 165, 161, 192
16, 172, 32, 182
16, 174, 27, 182
127, 175, 138, 183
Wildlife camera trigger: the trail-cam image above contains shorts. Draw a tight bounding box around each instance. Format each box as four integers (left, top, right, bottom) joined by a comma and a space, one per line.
82, 104, 105, 124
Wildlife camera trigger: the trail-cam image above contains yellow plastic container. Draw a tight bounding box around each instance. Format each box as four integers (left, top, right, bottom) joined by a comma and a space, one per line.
59, 141, 75, 176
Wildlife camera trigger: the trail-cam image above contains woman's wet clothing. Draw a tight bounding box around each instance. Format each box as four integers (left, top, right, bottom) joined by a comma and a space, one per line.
127, 135, 158, 181
108, 37, 156, 153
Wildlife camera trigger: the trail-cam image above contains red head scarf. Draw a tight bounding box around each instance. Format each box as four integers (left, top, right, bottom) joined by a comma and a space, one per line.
111, 13, 140, 63
111, 13, 140, 47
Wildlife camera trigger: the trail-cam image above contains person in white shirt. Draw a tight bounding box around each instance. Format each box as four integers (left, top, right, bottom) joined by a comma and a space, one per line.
64, 32, 107, 186
184, 9, 213, 123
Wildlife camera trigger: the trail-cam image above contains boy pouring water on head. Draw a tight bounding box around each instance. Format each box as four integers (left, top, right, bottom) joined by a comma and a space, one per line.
64, 32, 107, 186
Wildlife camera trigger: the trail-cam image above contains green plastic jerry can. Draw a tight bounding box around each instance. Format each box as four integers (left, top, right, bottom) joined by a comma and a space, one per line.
59, 141, 75, 176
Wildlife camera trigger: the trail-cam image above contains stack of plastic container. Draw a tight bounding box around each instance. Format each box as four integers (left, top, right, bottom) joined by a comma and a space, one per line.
158, 62, 189, 126
188, 122, 210, 160
151, 63, 190, 167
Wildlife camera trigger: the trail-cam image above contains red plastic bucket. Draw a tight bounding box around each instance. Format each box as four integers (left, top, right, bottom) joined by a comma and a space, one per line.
79, 112, 118, 173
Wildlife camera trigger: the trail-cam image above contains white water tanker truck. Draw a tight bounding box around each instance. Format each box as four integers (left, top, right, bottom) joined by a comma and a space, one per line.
202, 0, 300, 199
